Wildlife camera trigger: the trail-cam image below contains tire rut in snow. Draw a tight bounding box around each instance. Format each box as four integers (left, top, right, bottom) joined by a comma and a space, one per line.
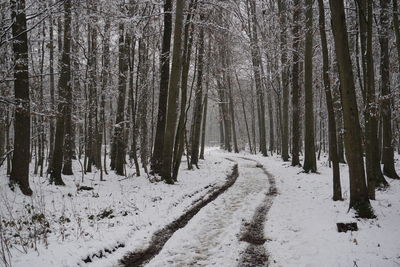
238, 158, 277, 267
119, 164, 239, 267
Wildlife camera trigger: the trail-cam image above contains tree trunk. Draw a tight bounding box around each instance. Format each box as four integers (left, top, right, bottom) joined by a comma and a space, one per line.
161, 0, 185, 183
50, 0, 72, 186
380, 0, 399, 179
249, 1, 267, 156
318, 0, 342, 200
291, 0, 301, 166
277, 0, 289, 161
329, 0, 374, 218
113, 23, 128, 176
9, 0, 32, 195
303, 0, 317, 173
190, 13, 205, 167
152, 0, 173, 174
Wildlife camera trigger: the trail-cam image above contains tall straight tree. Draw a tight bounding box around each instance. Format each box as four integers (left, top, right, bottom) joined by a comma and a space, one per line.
152, 0, 173, 175
317, 0, 342, 200
303, 0, 317, 173
362, 0, 388, 199
329, 0, 374, 218
190, 12, 205, 167
291, 0, 301, 166
9, 0, 32, 195
50, 0, 72, 186
277, 0, 289, 161
380, 0, 399, 179
248, 0, 267, 156
113, 23, 128, 176
161, 0, 185, 183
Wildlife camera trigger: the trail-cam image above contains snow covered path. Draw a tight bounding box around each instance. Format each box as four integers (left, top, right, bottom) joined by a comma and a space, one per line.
144, 156, 275, 267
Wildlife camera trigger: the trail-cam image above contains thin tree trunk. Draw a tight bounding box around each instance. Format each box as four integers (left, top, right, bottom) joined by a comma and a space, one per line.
380, 0, 399, 179
318, 0, 342, 200
291, 0, 301, 166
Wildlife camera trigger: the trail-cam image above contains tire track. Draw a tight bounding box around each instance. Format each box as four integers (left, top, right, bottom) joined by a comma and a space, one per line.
119, 164, 239, 267
237, 158, 277, 267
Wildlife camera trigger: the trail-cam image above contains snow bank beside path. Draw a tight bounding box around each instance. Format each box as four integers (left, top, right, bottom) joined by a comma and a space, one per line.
249, 153, 400, 267
0, 151, 233, 267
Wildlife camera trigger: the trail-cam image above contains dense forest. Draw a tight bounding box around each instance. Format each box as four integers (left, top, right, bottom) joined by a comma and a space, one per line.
1, 0, 400, 266
1, 0, 400, 250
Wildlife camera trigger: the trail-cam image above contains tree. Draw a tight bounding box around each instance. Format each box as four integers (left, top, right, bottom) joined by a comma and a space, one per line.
248, 0, 267, 156
9, 0, 33, 195
291, 0, 301, 166
161, 0, 185, 183
113, 23, 128, 176
190, 13, 205, 167
50, 0, 72, 186
303, 0, 317, 173
277, 0, 289, 162
317, 0, 342, 200
380, 0, 399, 179
329, 0, 374, 218
152, 0, 173, 175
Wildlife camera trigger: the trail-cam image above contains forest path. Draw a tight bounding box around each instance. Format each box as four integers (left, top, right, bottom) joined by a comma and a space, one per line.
144, 156, 276, 267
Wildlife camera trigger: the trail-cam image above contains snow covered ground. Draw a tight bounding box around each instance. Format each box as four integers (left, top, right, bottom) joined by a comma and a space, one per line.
1, 148, 400, 267
0, 150, 234, 267
242, 152, 400, 267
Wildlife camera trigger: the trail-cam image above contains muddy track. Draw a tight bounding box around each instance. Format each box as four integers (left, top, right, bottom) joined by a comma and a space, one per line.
237, 157, 277, 267
119, 164, 239, 267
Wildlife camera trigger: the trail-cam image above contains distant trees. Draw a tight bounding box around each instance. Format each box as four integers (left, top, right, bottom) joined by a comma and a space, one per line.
1, 0, 399, 219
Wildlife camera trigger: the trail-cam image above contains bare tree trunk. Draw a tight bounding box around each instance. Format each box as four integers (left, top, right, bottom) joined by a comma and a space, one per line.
236, 72, 252, 153
50, 0, 72, 186
10, 0, 32, 195
303, 0, 317, 173
161, 0, 185, 183
380, 0, 399, 179
329, 0, 374, 218
248, 0, 267, 156
278, 0, 289, 161
152, 0, 173, 174
113, 23, 128, 176
190, 13, 205, 167
47, 6, 55, 174
138, 39, 149, 175
318, 0, 342, 200
291, 0, 301, 166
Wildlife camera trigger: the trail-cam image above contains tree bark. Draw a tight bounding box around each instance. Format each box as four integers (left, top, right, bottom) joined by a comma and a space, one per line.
50, 0, 72, 186
380, 0, 399, 179
190, 13, 205, 167
329, 0, 374, 218
318, 0, 342, 200
151, 0, 173, 174
291, 0, 301, 166
9, 0, 33, 195
161, 0, 185, 183
303, 0, 317, 173
277, 0, 289, 161
113, 23, 128, 176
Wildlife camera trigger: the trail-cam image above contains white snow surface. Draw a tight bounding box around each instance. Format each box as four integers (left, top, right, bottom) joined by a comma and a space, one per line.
1, 148, 400, 267
146, 156, 270, 267
242, 152, 400, 267
0, 149, 234, 267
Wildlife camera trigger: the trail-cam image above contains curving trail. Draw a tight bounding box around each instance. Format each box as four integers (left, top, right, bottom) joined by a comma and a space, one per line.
140, 156, 276, 267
